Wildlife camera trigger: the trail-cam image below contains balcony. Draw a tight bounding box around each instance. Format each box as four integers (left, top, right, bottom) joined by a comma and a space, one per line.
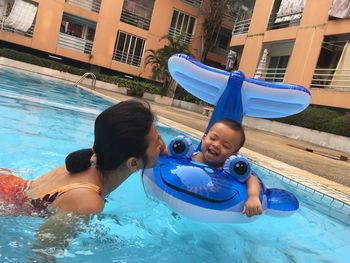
181, 0, 202, 8
0, 16, 35, 37
210, 46, 229, 56
120, 1, 154, 30
112, 50, 142, 67
57, 32, 93, 54
311, 69, 350, 91
254, 67, 287, 82
232, 18, 251, 36
65, 0, 101, 13
268, 11, 302, 30
168, 27, 192, 44
120, 9, 151, 30
0, 0, 37, 38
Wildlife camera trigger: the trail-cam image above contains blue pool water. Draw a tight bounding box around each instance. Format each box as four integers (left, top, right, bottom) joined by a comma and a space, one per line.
0, 67, 349, 263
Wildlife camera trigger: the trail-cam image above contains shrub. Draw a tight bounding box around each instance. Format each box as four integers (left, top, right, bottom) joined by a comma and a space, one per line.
274, 105, 350, 137
0, 48, 161, 94
326, 114, 350, 137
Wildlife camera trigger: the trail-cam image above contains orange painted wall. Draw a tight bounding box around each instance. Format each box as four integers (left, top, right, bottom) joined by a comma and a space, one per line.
311, 89, 350, 109
90, 0, 123, 69
1, 0, 230, 80
230, 0, 350, 109
238, 35, 264, 77
31, 0, 64, 53
284, 26, 325, 87
247, 0, 273, 35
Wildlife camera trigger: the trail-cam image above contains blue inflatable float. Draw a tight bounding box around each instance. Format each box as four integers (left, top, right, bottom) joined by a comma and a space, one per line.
143, 54, 311, 223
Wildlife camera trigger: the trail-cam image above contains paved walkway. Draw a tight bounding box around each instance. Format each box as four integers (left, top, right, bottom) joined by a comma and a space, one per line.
88, 88, 350, 201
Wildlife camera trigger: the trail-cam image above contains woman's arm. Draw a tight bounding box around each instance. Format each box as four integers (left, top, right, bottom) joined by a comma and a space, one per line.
33, 211, 88, 259
31, 189, 104, 260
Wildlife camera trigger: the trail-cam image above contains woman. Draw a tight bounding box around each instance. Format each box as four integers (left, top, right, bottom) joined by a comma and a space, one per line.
0, 100, 167, 255
0, 99, 167, 215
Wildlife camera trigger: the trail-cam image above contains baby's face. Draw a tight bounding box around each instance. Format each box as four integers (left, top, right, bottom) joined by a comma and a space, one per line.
201, 122, 242, 167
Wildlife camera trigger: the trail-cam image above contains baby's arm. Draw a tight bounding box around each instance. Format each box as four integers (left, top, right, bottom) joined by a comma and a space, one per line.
242, 175, 262, 217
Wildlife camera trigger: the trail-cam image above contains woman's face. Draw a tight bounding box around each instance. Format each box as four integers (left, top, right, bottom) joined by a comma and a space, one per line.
144, 125, 166, 168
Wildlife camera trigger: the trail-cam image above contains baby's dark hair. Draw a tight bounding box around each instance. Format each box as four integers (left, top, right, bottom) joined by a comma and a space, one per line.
65, 100, 154, 174
212, 118, 245, 151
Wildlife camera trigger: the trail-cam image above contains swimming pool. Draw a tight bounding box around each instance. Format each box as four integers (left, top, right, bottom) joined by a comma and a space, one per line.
0, 66, 349, 263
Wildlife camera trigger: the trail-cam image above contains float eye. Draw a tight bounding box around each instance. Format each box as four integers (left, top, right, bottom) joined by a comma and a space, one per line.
168, 135, 194, 159
224, 155, 251, 183
234, 161, 248, 175
173, 140, 186, 154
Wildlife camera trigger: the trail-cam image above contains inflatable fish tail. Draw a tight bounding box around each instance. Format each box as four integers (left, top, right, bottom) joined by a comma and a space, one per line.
168, 54, 311, 121
265, 188, 299, 217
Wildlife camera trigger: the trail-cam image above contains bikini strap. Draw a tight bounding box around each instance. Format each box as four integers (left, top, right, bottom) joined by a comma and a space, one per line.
35, 182, 102, 200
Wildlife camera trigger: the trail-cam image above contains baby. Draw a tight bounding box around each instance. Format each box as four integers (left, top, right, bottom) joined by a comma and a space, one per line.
192, 119, 262, 217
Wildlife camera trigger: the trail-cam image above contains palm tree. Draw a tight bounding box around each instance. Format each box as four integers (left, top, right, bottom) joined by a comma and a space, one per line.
145, 34, 192, 98
145, 49, 168, 93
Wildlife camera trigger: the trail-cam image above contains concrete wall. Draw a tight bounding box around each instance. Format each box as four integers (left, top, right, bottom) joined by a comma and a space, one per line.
243, 117, 350, 153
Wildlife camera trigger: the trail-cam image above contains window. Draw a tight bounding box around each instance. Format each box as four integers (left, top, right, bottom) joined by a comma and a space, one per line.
266, 56, 289, 82
211, 27, 231, 54
65, 0, 102, 13
60, 14, 96, 41
113, 32, 146, 67
168, 10, 196, 44
58, 14, 96, 54
181, 0, 202, 8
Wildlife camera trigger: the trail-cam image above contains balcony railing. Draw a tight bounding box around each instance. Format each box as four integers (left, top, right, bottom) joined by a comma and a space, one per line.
210, 46, 229, 56
254, 67, 287, 82
65, 0, 101, 13
232, 18, 251, 36
168, 27, 193, 44
58, 32, 93, 54
112, 50, 143, 67
181, 0, 202, 8
0, 16, 35, 37
268, 12, 302, 30
120, 9, 151, 30
311, 68, 350, 90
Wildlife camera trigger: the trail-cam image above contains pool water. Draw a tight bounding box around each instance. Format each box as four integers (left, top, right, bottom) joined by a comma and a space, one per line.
0, 67, 349, 263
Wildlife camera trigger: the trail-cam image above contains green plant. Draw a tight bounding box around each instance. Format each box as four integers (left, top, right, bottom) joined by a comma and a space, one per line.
326, 114, 350, 137
274, 105, 350, 137
0, 47, 162, 95
126, 75, 144, 97
145, 34, 192, 98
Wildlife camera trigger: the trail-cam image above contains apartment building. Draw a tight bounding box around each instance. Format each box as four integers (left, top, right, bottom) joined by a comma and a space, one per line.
231, 0, 350, 109
0, 0, 233, 79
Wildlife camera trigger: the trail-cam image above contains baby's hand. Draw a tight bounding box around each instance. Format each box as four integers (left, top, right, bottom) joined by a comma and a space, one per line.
242, 196, 262, 217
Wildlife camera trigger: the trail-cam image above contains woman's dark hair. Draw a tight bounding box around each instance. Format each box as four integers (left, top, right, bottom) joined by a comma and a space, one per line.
65, 100, 154, 173
213, 118, 246, 151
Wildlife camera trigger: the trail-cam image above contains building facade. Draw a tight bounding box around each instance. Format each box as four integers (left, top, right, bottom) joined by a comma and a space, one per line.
230, 0, 350, 109
0, 0, 233, 80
